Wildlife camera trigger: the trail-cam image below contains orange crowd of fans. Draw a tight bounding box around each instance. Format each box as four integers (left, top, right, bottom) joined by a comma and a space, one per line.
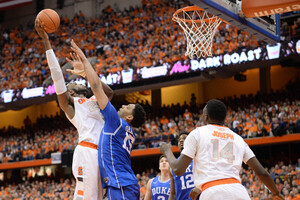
1, 0, 299, 92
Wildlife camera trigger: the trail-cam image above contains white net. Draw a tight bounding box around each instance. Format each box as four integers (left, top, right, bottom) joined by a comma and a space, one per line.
173, 6, 223, 59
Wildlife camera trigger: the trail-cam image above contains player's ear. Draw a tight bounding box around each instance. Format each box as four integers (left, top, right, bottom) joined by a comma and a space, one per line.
126, 114, 133, 122
69, 90, 74, 95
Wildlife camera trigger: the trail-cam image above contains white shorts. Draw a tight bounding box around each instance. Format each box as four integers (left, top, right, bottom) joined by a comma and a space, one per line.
72, 144, 103, 200
200, 183, 251, 200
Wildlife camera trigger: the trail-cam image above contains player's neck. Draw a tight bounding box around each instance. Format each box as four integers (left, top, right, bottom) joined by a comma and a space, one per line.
159, 172, 170, 182
208, 121, 223, 126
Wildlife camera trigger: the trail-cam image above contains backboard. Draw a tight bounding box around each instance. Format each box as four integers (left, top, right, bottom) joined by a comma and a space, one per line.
188, 0, 281, 44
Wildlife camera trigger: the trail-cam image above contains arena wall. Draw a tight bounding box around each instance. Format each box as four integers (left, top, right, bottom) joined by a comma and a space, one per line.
0, 101, 60, 129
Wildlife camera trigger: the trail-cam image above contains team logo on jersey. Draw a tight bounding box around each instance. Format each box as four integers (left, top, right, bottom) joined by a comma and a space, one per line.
87, 101, 100, 112
104, 177, 109, 183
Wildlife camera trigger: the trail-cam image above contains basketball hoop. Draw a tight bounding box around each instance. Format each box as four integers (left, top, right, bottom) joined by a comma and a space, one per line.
173, 6, 225, 58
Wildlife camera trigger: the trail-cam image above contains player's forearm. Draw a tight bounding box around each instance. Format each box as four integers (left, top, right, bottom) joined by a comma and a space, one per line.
83, 59, 103, 93
168, 194, 176, 200
42, 38, 52, 51
46, 49, 67, 95
101, 81, 114, 101
257, 174, 280, 195
83, 58, 109, 109
164, 149, 184, 176
169, 176, 176, 200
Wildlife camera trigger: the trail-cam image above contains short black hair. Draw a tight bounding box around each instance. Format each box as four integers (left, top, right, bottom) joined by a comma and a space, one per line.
206, 99, 227, 123
177, 131, 189, 144
131, 103, 146, 128
178, 131, 189, 138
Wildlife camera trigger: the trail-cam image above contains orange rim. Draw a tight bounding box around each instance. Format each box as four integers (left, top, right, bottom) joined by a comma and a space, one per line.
173, 6, 229, 24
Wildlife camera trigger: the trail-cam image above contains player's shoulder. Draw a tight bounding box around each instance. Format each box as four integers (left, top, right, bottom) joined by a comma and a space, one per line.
188, 125, 208, 137
148, 177, 155, 186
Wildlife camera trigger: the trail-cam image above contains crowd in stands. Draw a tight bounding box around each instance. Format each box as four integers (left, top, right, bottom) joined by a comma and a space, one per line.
0, 79, 299, 163
135, 81, 300, 148
0, 179, 75, 199
0, 0, 299, 92
0, 114, 77, 163
0, 159, 299, 199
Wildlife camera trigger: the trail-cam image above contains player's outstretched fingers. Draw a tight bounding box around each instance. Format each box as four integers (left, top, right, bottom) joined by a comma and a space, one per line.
66, 57, 73, 65
66, 69, 75, 74
70, 40, 86, 59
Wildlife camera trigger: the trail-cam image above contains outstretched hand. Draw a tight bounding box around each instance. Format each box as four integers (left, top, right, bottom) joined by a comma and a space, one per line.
70, 39, 87, 62
34, 19, 48, 40
159, 142, 172, 154
66, 52, 86, 77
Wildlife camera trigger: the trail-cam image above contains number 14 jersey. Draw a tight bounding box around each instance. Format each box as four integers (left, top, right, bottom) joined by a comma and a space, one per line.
181, 124, 255, 189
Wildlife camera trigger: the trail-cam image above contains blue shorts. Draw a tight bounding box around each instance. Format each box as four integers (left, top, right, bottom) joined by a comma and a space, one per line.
107, 183, 140, 200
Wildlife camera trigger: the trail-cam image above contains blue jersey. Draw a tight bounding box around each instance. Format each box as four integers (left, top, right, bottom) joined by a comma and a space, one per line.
171, 161, 194, 200
98, 101, 137, 188
151, 176, 170, 200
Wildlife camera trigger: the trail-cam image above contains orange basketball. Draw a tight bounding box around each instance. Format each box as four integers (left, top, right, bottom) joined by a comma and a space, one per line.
36, 9, 60, 33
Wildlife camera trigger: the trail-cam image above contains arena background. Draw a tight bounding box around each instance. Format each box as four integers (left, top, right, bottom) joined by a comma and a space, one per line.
0, 0, 299, 199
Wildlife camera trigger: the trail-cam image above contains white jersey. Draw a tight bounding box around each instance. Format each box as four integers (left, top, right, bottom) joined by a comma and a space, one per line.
68, 96, 104, 145
181, 124, 255, 188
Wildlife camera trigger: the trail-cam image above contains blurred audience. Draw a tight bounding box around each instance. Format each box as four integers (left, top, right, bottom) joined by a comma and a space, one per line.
0, 80, 299, 163
1, 0, 299, 93
0, 160, 299, 199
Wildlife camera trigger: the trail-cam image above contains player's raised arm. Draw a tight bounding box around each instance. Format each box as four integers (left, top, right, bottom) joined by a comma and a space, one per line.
35, 19, 75, 118
66, 53, 114, 100
159, 142, 192, 176
246, 157, 284, 200
70, 40, 109, 110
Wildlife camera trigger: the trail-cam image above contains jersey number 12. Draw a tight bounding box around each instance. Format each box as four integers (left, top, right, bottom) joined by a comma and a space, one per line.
180, 174, 194, 190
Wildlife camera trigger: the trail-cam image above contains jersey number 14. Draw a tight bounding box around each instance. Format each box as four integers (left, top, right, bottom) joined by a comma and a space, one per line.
211, 139, 235, 163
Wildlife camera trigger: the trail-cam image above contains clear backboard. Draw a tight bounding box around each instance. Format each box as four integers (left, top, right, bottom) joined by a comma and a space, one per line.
188, 0, 281, 44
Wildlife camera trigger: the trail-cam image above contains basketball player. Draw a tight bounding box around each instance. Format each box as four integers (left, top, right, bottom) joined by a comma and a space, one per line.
144, 155, 171, 200
169, 132, 201, 200
159, 99, 284, 200
70, 40, 146, 200
35, 20, 113, 200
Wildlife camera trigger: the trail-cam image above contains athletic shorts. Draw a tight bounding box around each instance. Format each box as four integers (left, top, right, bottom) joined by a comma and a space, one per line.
106, 183, 140, 200
200, 183, 251, 200
72, 144, 103, 200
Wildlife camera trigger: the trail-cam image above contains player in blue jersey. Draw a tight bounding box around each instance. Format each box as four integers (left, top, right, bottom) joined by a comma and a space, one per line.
70, 40, 146, 200
145, 155, 171, 200
169, 132, 201, 200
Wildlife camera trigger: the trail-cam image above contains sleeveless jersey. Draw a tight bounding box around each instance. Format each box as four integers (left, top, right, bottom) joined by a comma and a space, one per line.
171, 161, 194, 200
151, 176, 170, 200
68, 96, 104, 144
98, 101, 137, 188
181, 124, 255, 188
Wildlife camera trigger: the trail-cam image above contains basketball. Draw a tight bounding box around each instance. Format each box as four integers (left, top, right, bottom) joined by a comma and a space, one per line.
36, 9, 60, 33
